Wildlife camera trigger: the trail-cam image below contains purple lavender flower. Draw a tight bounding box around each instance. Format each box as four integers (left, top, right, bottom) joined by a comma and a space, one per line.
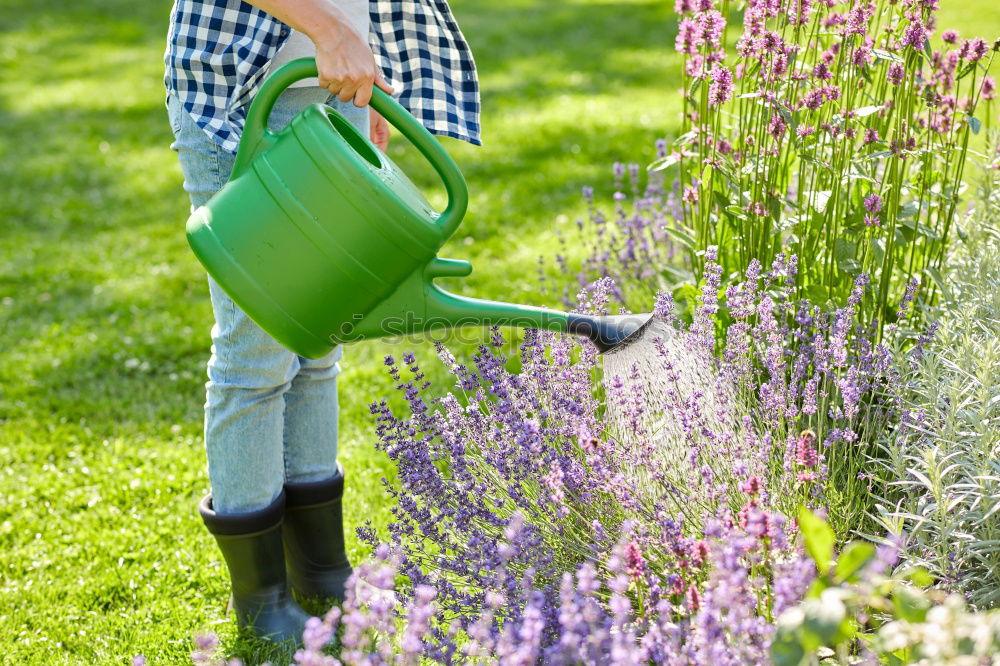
768, 111, 788, 139
962, 37, 989, 62
812, 60, 833, 80
802, 87, 827, 110
897, 277, 920, 318
844, 1, 874, 38
676, 19, 702, 56
788, 0, 813, 26
979, 73, 997, 100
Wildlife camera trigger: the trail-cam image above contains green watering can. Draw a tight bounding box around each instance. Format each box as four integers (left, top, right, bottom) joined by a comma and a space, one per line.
186, 58, 651, 359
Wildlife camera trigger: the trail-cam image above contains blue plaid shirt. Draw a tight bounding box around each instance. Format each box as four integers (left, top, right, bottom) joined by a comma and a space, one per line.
164, 0, 481, 153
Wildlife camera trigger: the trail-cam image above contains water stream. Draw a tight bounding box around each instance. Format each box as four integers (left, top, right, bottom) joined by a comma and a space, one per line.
602, 319, 733, 485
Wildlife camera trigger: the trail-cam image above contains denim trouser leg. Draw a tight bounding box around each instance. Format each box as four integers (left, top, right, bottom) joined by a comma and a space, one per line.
168, 88, 370, 514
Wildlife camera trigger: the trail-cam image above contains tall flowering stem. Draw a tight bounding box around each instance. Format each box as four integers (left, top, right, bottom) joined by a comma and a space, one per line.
644, 0, 998, 334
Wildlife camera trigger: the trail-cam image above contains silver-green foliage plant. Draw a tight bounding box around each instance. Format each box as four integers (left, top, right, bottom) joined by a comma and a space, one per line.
869, 140, 1000, 609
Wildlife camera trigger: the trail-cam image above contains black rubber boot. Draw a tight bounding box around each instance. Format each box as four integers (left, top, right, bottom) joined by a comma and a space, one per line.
283, 465, 354, 601
198, 491, 310, 643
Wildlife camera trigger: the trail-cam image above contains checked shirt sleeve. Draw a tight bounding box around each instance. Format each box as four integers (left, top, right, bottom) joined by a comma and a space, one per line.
369, 0, 482, 146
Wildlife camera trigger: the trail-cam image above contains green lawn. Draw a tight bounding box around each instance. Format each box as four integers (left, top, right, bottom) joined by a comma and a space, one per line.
1, 1, 998, 663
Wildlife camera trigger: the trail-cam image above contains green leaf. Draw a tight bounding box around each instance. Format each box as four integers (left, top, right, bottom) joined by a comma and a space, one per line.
957, 61, 976, 80
916, 222, 940, 240
835, 542, 876, 583
897, 201, 920, 219
892, 585, 930, 623
659, 264, 695, 286
853, 105, 883, 117
798, 506, 836, 574
714, 164, 738, 184
839, 259, 861, 274
901, 566, 934, 588
805, 576, 829, 599
859, 150, 895, 162
712, 189, 730, 210
687, 76, 702, 101
870, 236, 886, 264
923, 266, 951, 301
672, 282, 700, 309
724, 204, 747, 220
969, 116, 982, 135
806, 190, 832, 213
803, 284, 829, 306
800, 155, 835, 173
774, 100, 796, 130
873, 48, 904, 63
883, 651, 908, 666
648, 153, 682, 172
835, 238, 859, 274
666, 224, 697, 250
701, 164, 714, 187
896, 225, 913, 246
673, 130, 698, 146
771, 611, 809, 666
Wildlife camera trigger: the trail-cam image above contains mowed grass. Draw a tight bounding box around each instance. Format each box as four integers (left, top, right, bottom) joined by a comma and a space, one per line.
1, 1, 998, 664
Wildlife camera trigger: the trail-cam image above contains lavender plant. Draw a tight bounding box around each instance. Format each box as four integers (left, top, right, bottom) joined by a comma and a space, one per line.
355, 246, 906, 661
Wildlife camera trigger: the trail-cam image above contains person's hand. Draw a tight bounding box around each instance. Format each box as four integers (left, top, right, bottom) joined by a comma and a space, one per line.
309, 16, 393, 107
370, 111, 390, 151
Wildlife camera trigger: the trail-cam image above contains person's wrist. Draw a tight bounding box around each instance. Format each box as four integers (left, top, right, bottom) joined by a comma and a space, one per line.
302, 8, 351, 46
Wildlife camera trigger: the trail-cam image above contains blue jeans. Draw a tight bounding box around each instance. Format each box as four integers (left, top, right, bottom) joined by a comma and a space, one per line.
167, 89, 370, 514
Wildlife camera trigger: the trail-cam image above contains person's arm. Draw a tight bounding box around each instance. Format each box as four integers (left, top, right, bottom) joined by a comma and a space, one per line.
245, 0, 393, 107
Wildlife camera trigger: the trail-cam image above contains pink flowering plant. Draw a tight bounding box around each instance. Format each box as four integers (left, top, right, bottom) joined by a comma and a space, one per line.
567, 0, 998, 332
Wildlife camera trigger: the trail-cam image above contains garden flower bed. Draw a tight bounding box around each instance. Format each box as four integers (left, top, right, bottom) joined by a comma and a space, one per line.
187, 0, 1000, 663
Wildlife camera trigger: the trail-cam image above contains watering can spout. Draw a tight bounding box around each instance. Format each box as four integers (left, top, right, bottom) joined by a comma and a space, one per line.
336, 257, 653, 354
566, 313, 655, 354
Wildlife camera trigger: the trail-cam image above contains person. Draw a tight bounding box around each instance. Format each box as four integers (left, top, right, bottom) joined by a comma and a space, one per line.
163, 0, 480, 642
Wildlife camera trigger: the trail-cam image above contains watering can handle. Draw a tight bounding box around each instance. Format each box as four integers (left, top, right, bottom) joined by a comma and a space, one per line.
232, 57, 469, 238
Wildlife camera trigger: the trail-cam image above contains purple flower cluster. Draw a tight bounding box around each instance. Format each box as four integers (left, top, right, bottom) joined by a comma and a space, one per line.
548, 161, 683, 309
708, 65, 734, 106
344, 242, 905, 661
344, 516, 811, 665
